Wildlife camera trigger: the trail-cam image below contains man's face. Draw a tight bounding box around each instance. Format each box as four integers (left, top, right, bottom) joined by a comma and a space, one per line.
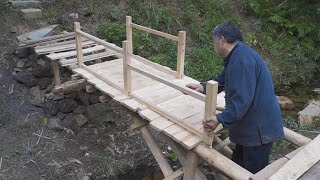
213, 36, 224, 57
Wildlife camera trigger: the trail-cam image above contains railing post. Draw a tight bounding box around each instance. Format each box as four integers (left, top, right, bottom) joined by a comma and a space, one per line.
123, 40, 132, 95
203, 80, 218, 147
177, 31, 186, 79
74, 22, 84, 67
126, 16, 133, 54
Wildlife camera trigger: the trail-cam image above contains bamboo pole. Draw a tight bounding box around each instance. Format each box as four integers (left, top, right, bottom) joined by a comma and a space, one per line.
123, 41, 132, 95
74, 22, 84, 68
177, 31, 186, 79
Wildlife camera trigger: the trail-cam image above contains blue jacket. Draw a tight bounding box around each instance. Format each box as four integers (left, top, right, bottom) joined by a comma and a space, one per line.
202, 42, 284, 146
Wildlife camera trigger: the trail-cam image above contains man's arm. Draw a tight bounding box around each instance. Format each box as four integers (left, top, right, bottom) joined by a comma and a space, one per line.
216, 58, 256, 128
201, 69, 225, 94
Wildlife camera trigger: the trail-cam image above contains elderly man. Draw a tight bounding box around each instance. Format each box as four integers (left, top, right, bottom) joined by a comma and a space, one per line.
187, 23, 284, 173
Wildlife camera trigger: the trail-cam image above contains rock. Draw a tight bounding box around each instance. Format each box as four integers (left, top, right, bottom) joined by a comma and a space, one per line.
87, 103, 109, 121
89, 94, 100, 104
33, 63, 52, 78
57, 111, 66, 119
276, 96, 294, 110
76, 91, 90, 106
45, 92, 64, 100
37, 59, 45, 66
14, 67, 23, 72
26, 67, 33, 72
17, 60, 25, 68
298, 101, 320, 125
313, 88, 320, 94
28, 53, 38, 61
25, 61, 35, 68
59, 99, 78, 113
65, 92, 77, 99
11, 1, 41, 8
69, 13, 79, 19
73, 114, 89, 127
73, 105, 87, 114
45, 92, 54, 100
43, 100, 59, 115
38, 77, 52, 90
47, 117, 64, 131
21, 8, 42, 19
14, 73, 37, 87
15, 47, 33, 58
29, 86, 44, 107
27, 25, 58, 40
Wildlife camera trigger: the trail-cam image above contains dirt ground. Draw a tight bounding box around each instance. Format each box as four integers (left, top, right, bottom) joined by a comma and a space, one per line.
0, 1, 179, 180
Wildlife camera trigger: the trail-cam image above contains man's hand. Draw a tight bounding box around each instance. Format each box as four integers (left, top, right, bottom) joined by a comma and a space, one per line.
203, 115, 220, 133
186, 83, 204, 93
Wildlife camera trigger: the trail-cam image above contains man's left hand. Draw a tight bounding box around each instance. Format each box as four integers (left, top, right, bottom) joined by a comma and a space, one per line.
203, 115, 220, 133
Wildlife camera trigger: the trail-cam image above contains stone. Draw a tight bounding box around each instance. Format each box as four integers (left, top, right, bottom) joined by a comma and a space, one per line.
14, 67, 23, 72
27, 25, 58, 40
73, 114, 89, 127
25, 61, 35, 68
276, 96, 294, 110
53, 93, 64, 101
59, 99, 78, 113
73, 105, 87, 114
33, 63, 52, 78
26, 67, 33, 72
43, 100, 59, 115
29, 86, 44, 107
38, 77, 52, 90
87, 103, 108, 121
48, 117, 64, 131
11, 1, 41, 8
89, 94, 100, 104
57, 111, 66, 119
36, 59, 45, 66
313, 88, 320, 94
298, 101, 320, 125
17, 60, 25, 68
28, 53, 38, 61
15, 47, 33, 58
14, 73, 37, 87
76, 91, 90, 106
65, 92, 77, 99
69, 13, 79, 19
21, 8, 42, 19
45, 92, 54, 100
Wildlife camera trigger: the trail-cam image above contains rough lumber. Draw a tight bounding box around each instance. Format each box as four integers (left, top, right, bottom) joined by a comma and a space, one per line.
123, 41, 132, 95
283, 127, 311, 146
176, 31, 186, 79
60, 51, 117, 66
163, 168, 184, 180
183, 151, 200, 180
269, 135, 320, 180
23, 32, 75, 46
131, 23, 179, 41
52, 79, 86, 94
52, 60, 61, 86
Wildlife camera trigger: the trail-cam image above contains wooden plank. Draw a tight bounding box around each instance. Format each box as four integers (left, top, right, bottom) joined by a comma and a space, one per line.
87, 58, 123, 70
168, 98, 204, 120
137, 86, 183, 105
183, 151, 200, 180
299, 162, 320, 180
61, 51, 118, 66
150, 117, 174, 131
52, 60, 61, 86
213, 137, 231, 151
180, 135, 202, 150
35, 38, 81, 50
269, 135, 320, 180
176, 31, 186, 79
156, 95, 197, 112
113, 94, 130, 102
72, 68, 95, 80
163, 168, 184, 180
203, 80, 218, 146
163, 124, 191, 142
131, 23, 179, 41
138, 109, 161, 121
121, 99, 145, 112
94, 83, 122, 98
36, 40, 95, 54
74, 22, 84, 67
123, 41, 132, 95
132, 83, 166, 97
23, 32, 75, 45
47, 45, 106, 60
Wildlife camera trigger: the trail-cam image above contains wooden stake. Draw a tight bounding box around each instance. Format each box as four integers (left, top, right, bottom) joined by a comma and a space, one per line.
203, 80, 218, 147
52, 60, 61, 86
123, 40, 132, 95
177, 31, 186, 79
183, 151, 200, 180
74, 22, 84, 67
126, 16, 133, 54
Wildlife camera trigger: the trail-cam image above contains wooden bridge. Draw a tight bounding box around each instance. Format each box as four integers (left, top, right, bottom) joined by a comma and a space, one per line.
21, 16, 320, 180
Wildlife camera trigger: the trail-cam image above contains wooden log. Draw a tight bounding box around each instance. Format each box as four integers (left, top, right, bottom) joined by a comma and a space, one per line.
52, 79, 86, 94
194, 143, 253, 180
183, 151, 200, 180
269, 135, 320, 180
123, 41, 132, 96
74, 22, 84, 67
213, 137, 231, 151
203, 80, 218, 147
131, 23, 179, 41
85, 84, 96, 93
283, 127, 311, 147
176, 31, 186, 79
52, 60, 61, 86
163, 168, 184, 180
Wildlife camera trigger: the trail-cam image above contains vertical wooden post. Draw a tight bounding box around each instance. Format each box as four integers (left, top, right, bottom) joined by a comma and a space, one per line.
177, 31, 186, 79
126, 16, 133, 54
123, 40, 132, 95
183, 151, 200, 180
74, 22, 84, 67
52, 60, 61, 86
203, 80, 218, 147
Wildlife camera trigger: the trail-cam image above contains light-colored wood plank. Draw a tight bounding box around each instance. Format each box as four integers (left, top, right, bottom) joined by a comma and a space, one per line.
168, 98, 204, 120
72, 68, 95, 80
94, 83, 122, 98
138, 109, 161, 121
113, 94, 130, 102
132, 83, 166, 97
183, 151, 200, 180
47, 45, 106, 60
24, 32, 75, 45
36, 40, 95, 54
150, 117, 174, 131
269, 135, 320, 180
123, 41, 132, 95
131, 23, 179, 41
61, 51, 118, 66
87, 58, 123, 71
176, 31, 186, 79
164, 124, 191, 142
180, 134, 202, 150
121, 99, 145, 112
156, 95, 196, 112
163, 168, 184, 180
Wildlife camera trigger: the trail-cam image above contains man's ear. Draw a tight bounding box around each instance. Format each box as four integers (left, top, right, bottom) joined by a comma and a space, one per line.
221, 36, 226, 45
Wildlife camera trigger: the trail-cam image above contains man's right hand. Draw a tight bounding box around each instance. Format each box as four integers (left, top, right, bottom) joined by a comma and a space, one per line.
186, 83, 204, 93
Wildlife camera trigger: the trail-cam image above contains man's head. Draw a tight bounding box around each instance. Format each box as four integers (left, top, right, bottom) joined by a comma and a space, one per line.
212, 23, 243, 57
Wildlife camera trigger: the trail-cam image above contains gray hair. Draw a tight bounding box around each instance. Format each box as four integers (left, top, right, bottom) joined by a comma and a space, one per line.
213, 23, 243, 43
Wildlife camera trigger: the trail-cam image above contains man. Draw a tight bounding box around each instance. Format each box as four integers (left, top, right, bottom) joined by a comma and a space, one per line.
187, 23, 284, 174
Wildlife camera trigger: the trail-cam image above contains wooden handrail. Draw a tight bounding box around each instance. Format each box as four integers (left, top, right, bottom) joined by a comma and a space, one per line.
131, 23, 179, 41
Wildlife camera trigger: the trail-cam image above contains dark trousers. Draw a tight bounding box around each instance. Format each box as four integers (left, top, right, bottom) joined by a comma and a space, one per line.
231, 142, 273, 174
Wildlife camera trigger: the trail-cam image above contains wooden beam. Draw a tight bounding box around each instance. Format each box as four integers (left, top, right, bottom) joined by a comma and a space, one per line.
22, 32, 75, 45
123, 41, 132, 96
269, 135, 320, 180
74, 22, 84, 67
203, 80, 218, 147
177, 31, 186, 79
52, 60, 61, 86
183, 151, 200, 180
194, 143, 253, 180
126, 16, 133, 54
213, 137, 231, 151
131, 23, 179, 41
283, 127, 311, 146
52, 79, 86, 94
163, 168, 184, 180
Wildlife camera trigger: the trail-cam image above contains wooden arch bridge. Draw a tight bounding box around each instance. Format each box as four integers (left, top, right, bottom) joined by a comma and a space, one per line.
20, 16, 320, 180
